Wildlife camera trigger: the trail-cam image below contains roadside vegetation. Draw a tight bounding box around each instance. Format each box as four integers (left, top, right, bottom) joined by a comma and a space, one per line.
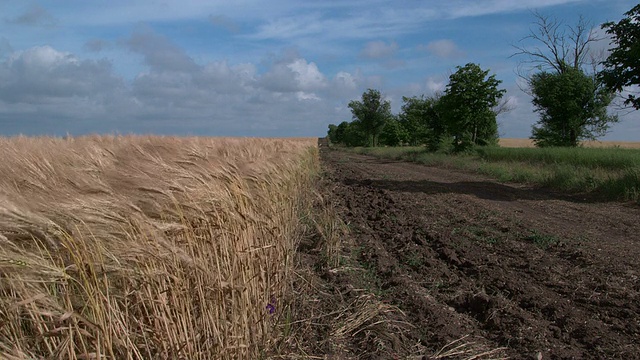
346, 145, 640, 201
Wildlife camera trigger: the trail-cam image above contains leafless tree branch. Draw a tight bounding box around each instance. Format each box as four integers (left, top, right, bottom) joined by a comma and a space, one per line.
492, 96, 515, 116
510, 11, 604, 78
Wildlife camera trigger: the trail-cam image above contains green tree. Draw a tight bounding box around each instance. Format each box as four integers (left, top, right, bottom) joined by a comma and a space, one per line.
398, 96, 430, 145
327, 124, 339, 144
348, 89, 392, 147
325, 121, 367, 146
513, 12, 618, 146
338, 120, 367, 147
379, 116, 408, 146
440, 63, 505, 151
600, 4, 640, 109
398, 95, 447, 151
530, 66, 617, 147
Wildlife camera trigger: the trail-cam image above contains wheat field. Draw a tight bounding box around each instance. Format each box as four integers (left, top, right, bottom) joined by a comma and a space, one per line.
0, 135, 318, 359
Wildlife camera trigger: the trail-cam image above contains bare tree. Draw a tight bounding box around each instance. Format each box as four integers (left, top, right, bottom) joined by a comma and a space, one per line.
512, 11, 618, 147
512, 11, 603, 80
492, 96, 515, 116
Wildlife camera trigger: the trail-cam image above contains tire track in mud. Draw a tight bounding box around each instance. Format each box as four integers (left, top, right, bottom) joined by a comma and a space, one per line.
322, 148, 640, 359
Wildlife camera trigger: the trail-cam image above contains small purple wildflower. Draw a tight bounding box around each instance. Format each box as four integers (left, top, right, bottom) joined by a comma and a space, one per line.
266, 303, 275, 314
266, 295, 277, 315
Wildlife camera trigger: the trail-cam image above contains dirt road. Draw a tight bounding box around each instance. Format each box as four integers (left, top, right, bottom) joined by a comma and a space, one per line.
308, 145, 640, 359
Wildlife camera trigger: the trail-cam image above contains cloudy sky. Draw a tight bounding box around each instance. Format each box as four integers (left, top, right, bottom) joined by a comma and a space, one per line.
1, 0, 639, 139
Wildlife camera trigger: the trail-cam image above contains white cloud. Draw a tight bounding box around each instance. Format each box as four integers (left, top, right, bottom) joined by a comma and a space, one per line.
251, 13, 327, 40
422, 39, 465, 59
202, 61, 257, 93
1, 46, 122, 103
333, 71, 357, 91
295, 91, 320, 101
287, 59, 327, 90
426, 77, 446, 93
445, 0, 586, 18
360, 41, 399, 59
259, 57, 327, 93
9, 46, 74, 66
0, 46, 136, 134
0, 38, 365, 137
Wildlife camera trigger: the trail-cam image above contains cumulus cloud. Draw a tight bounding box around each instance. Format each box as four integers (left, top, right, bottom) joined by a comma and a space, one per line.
0, 46, 123, 103
0, 46, 136, 136
6, 5, 57, 27
421, 39, 465, 59
202, 61, 257, 93
0, 34, 364, 137
287, 59, 327, 90
360, 41, 399, 59
123, 29, 331, 112
333, 71, 357, 91
258, 57, 328, 98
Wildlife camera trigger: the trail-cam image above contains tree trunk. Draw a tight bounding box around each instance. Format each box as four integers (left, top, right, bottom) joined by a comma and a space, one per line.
570, 129, 577, 147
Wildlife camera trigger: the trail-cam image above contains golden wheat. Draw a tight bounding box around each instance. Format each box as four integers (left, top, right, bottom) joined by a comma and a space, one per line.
0, 135, 318, 359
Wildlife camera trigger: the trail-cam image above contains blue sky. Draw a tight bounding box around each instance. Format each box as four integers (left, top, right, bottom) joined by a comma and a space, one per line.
1, 0, 639, 139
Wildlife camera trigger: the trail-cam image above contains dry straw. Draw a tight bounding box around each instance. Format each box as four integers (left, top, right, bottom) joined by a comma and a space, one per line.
0, 135, 318, 359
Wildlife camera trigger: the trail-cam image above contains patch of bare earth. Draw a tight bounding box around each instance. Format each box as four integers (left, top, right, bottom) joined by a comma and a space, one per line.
290, 142, 640, 359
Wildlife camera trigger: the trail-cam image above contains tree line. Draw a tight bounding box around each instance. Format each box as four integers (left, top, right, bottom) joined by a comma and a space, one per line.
328, 4, 640, 149
328, 63, 506, 152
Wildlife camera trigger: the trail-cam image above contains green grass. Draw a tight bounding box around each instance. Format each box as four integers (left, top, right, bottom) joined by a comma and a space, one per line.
344, 145, 640, 202
476, 146, 640, 170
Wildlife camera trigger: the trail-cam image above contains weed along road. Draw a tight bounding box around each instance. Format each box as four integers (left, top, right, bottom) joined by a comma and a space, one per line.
314, 145, 640, 359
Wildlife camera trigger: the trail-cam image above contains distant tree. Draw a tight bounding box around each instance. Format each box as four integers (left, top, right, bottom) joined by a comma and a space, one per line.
530, 66, 617, 147
340, 120, 367, 147
513, 12, 618, 146
327, 124, 339, 144
398, 94, 448, 151
440, 63, 505, 151
379, 116, 408, 146
421, 96, 449, 152
600, 4, 640, 109
335, 121, 349, 144
398, 96, 430, 145
348, 89, 392, 147
325, 121, 368, 147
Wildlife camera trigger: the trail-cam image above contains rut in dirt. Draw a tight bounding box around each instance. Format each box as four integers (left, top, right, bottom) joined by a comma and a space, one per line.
319, 144, 640, 360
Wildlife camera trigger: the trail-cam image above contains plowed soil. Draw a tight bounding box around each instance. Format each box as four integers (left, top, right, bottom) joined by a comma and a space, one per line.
301, 143, 640, 360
